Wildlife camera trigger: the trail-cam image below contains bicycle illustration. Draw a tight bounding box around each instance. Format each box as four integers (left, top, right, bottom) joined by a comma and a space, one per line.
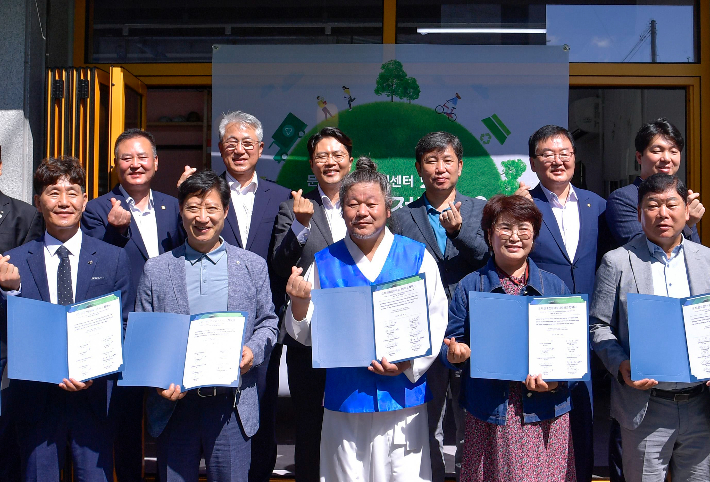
435, 93, 461, 122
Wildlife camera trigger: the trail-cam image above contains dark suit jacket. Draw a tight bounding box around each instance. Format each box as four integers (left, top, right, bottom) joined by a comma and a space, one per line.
6, 234, 132, 422
391, 192, 489, 301
606, 176, 700, 248
81, 185, 185, 291
0, 191, 43, 255
220, 175, 291, 313
529, 184, 607, 295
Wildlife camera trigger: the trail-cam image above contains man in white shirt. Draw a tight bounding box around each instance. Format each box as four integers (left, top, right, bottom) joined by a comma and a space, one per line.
0, 157, 132, 482
214, 111, 291, 482
270, 127, 353, 482
285, 157, 448, 482
518, 125, 608, 482
590, 174, 710, 482
81, 128, 185, 482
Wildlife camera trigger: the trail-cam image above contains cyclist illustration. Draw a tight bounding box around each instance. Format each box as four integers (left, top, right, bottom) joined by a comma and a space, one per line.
435, 93, 461, 122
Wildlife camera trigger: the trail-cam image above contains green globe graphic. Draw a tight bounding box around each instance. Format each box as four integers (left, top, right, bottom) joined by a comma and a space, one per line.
276, 102, 503, 201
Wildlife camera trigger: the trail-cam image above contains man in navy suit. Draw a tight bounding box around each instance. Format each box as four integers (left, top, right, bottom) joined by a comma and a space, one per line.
607, 118, 703, 247
186, 111, 290, 482
392, 131, 488, 481
0, 157, 132, 482
82, 128, 185, 482
518, 125, 606, 482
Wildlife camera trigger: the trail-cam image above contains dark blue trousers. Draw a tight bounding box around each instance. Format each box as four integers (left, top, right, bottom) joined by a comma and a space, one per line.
569, 381, 594, 482
0, 383, 21, 482
16, 390, 114, 482
111, 385, 145, 482
156, 392, 250, 482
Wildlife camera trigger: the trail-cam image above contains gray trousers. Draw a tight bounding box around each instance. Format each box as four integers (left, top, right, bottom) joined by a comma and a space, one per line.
427, 358, 465, 482
620, 391, 710, 482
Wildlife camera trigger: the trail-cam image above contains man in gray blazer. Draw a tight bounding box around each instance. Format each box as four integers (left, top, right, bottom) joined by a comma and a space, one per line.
136, 170, 278, 482
270, 127, 353, 482
391, 131, 488, 481
590, 173, 710, 482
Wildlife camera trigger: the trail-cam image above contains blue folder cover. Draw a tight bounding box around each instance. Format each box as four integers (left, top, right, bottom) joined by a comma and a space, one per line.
311, 286, 374, 368
627, 293, 698, 382
7, 292, 123, 384
119, 311, 248, 389
468, 292, 590, 382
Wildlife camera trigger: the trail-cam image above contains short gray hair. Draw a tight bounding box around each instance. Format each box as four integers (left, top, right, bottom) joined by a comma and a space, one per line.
339, 157, 393, 211
218, 111, 263, 142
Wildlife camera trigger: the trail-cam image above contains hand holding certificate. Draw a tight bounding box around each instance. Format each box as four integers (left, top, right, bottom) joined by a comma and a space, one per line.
468, 292, 589, 381
7, 292, 124, 384
628, 292, 710, 382
310, 274, 431, 368
119, 312, 248, 390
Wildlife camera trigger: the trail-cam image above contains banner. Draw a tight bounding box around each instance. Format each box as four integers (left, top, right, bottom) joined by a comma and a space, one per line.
212, 45, 569, 207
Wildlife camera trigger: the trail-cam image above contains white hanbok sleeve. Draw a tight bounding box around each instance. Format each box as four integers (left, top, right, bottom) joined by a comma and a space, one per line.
404, 249, 448, 383
283, 263, 319, 346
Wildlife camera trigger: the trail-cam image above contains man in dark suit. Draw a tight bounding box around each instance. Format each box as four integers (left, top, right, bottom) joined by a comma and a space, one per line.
607, 118, 703, 247
0, 157, 132, 482
603, 120, 704, 482
391, 131, 488, 481
271, 127, 353, 482
519, 125, 606, 482
82, 128, 185, 482
213, 111, 290, 482
0, 157, 44, 482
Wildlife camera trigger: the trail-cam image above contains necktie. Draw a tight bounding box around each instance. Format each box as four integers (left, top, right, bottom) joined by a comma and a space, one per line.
56, 245, 73, 305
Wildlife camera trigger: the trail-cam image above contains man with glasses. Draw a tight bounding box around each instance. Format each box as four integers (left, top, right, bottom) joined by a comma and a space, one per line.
392, 131, 488, 481
82, 128, 185, 482
215, 111, 290, 482
518, 124, 607, 482
271, 127, 353, 482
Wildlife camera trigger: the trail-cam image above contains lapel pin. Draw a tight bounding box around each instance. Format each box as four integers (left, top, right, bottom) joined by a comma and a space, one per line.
587, 204, 591, 207
161, 205, 166, 210
88, 260, 93, 265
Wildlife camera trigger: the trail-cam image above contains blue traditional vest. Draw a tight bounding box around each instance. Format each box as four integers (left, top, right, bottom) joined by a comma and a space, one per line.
314, 234, 431, 413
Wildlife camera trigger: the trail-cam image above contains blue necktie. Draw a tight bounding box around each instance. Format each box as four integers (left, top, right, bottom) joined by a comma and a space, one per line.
56, 245, 73, 306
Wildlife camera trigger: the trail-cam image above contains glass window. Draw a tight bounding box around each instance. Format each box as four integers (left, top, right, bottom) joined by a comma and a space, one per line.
89, 0, 383, 63
569, 87, 686, 198
397, 1, 696, 63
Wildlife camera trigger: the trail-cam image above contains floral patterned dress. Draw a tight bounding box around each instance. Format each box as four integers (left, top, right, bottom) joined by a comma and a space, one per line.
460, 265, 577, 482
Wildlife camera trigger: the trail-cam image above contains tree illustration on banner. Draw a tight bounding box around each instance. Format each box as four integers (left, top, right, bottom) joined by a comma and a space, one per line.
375, 60, 410, 102
398, 77, 421, 103
499, 159, 527, 195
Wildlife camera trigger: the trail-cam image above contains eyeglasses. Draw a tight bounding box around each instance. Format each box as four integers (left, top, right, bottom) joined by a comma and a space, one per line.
313, 152, 348, 164
535, 151, 574, 164
494, 224, 533, 240
223, 139, 257, 152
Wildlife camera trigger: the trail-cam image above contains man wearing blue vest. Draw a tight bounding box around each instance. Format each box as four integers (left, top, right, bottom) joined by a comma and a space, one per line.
284, 158, 448, 481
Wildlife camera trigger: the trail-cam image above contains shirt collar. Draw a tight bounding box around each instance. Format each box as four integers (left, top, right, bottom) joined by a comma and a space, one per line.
343, 227, 394, 271
317, 185, 340, 209
185, 237, 227, 265
45, 229, 83, 257
118, 185, 154, 211
226, 171, 258, 194
539, 183, 578, 206
647, 236, 684, 262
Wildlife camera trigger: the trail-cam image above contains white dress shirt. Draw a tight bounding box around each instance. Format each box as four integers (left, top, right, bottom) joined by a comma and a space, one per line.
44, 230, 83, 304
119, 186, 160, 258
283, 228, 448, 383
540, 183, 580, 262
226, 171, 258, 246
291, 185, 347, 244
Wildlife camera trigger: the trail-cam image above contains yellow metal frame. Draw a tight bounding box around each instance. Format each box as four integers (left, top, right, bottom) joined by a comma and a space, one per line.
108, 66, 148, 187
74, 0, 710, 238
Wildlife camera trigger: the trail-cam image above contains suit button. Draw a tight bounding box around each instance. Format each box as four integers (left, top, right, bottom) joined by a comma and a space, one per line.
527, 392, 532, 398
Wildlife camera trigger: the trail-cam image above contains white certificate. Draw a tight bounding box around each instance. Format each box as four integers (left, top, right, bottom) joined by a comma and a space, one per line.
66, 294, 124, 381
182, 313, 246, 390
682, 295, 710, 379
528, 297, 588, 380
372, 275, 430, 363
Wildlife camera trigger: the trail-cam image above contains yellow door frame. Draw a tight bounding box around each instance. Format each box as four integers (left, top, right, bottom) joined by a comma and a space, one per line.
73, 0, 710, 238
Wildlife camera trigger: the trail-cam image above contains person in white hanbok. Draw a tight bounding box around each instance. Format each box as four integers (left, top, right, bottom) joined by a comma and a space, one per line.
284, 158, 448, 482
